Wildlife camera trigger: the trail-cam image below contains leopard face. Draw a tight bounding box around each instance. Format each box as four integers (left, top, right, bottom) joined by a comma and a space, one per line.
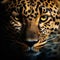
1, 0, 60, 57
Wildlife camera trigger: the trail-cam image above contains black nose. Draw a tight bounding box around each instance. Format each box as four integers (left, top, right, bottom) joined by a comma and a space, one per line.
25, 39, 38, 47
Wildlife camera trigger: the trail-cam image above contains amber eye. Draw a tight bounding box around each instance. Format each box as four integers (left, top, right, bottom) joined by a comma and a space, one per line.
40, 15, 48, 22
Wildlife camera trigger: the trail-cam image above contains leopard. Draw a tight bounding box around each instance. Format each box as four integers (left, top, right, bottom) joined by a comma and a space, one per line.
1, 0, 60, 59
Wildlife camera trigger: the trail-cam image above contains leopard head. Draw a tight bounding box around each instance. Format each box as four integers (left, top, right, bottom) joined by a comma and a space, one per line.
1, 0, 60, 57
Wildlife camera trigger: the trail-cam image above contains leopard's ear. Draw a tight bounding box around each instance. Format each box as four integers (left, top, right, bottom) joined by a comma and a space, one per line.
1, 0, 10, 4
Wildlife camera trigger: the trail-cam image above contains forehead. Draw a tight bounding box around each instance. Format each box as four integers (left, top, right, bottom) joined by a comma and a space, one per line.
21, 0, 58, 17
21, 0, 57, 10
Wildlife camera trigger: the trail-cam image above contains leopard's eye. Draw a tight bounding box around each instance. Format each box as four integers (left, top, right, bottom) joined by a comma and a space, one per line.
40, 15, 48, 22
15, 17, 19, 20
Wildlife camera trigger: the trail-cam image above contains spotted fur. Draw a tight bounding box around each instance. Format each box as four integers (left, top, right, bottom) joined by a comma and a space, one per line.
1, 0, 60, 58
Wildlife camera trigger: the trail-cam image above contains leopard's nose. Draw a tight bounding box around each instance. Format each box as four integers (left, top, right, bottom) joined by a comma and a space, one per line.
25, 39, 38, 47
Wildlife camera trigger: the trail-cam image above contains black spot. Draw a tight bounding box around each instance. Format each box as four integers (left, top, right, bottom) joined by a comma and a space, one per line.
23, 4, 26, 9
32, 10, 34, 13
30, 15, 34, 17
50, 4, 53, 7
48, 0, 50, 3
48, 25, 50, 26
21, 1, 25, 4
55, 22, 59, 25
29, 18, 32, 20
56, 16, 60, 19
34, 13, 38, 18
36, 2, 41, 11
46, 2, 48, 6
57, 10, 60, 14
28, 10, 31, 13
27, 15, 30, 17
53, 17, 55, 21
34, 0, 36, 1
30, 1, 34, 6
47, 28, 49, 29
54, 7, 57, 9
35, 7, 38, 11
36, 2, 40, 11
27, 2, 30, 3
50, 8, 52, 12
30, 0, 34, 3
49, 19, 52, 21
24, 10, 27, 14
28, 4, 29, 6
51, 28, 54, 30
37, 2, 41, 5
54, 28, 58, 31
35, 13, 38, 16
54, 10, 56, 13
52, 2, 54, 5
40, 0, 44, 2
39, 7, 42, 14
50, 32, 55, 34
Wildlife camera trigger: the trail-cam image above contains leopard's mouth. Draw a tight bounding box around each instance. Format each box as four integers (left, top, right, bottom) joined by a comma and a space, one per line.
15, 39, 47, 56
25, 47, 41, 56
24, 40, 47, 56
